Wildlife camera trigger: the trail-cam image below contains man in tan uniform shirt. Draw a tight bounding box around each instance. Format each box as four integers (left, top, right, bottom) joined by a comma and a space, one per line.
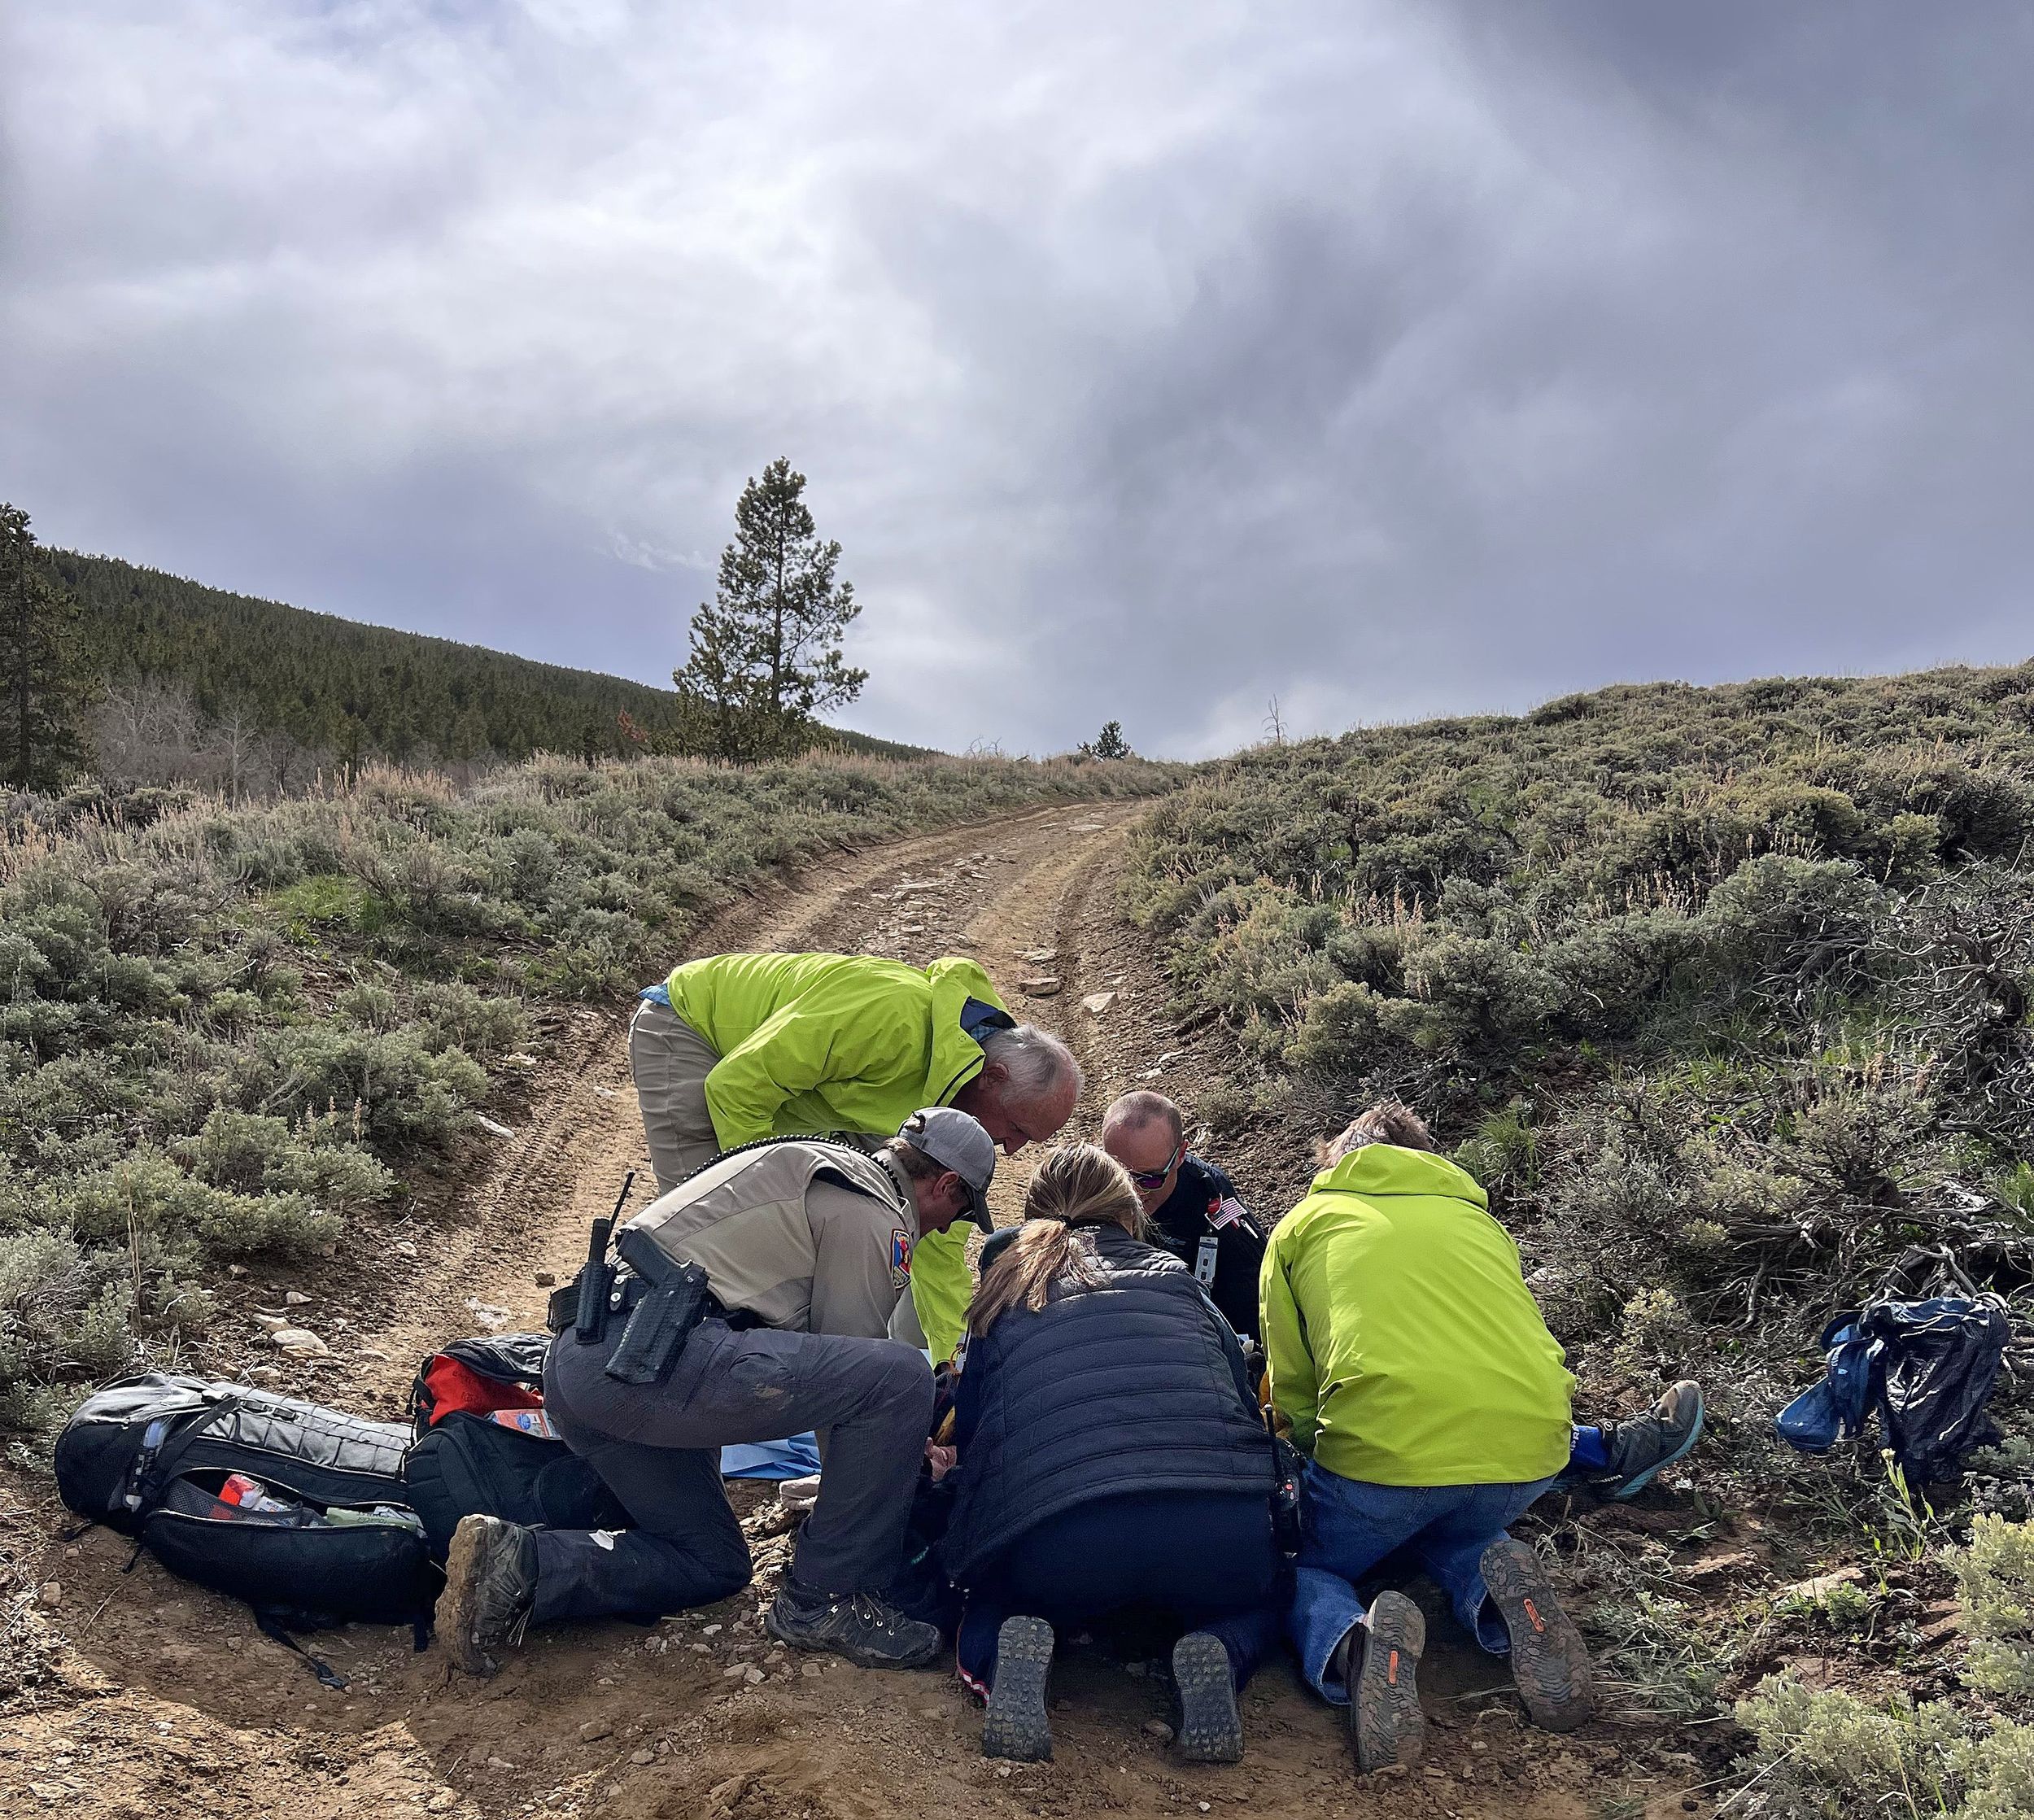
436, 1110, 995, 1675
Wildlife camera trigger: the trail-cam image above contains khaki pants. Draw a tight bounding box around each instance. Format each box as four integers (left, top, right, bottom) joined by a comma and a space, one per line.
628, 998, 723, 1193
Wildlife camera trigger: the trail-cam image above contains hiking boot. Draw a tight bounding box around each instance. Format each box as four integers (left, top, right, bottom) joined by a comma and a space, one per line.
765, 1577, 942, 1670
1591, 1381, 1705, 1501
435, 1514, 537, 1678
1480, 1537, 1594, 1731
1172, 1630, 1243, 1764
1341, 1591, 1425, 1774
982, 1615, 1054, 1761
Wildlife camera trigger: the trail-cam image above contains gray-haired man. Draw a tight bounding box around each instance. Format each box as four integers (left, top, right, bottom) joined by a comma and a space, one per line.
435, 1108, 997, 1675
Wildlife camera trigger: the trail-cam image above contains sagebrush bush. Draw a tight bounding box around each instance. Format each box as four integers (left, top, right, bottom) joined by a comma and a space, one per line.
1954, 1516, 2034, 1696
1734, 1677, 2034, 1820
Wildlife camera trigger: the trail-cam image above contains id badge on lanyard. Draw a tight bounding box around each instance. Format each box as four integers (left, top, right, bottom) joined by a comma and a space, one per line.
1194, 1233, 1220, 1288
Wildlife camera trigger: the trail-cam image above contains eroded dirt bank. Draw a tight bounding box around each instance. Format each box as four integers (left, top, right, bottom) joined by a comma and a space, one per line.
0, 801, 1689, 1820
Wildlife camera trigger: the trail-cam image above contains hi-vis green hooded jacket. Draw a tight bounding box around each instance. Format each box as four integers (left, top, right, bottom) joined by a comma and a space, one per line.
1260, 1145, 1574, 1487
662, 950, 1010, 1360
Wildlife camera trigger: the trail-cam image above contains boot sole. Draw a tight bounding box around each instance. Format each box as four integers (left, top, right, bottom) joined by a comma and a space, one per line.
435, 1517, 503, 1678
1481, 1538, 1594, 1731
982, 1616, 1054, 1761
1172, 1631, 1243, 1764
1351, 1591, 1426, 1774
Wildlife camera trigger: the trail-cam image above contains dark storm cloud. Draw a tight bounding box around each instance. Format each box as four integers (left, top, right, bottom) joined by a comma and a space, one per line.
2, 2, 2029, 757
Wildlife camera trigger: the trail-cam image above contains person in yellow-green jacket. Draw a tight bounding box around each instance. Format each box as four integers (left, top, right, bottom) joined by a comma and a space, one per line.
1262, 1101, 1595, 1774
631, 951, 1083, 1359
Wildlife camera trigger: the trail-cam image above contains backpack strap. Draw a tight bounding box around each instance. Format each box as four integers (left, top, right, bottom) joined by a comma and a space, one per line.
254, 1613, 350, 1691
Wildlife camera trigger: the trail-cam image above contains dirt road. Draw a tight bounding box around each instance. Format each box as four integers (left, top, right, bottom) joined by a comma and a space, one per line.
0, 801, 1674, 1820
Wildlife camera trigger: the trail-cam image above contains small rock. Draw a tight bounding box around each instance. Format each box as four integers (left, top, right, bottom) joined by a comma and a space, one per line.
272, 1326, 330, 1357
703, 1624, 722, 1635
485, 1756, 513, 1770
394, 1240, 418, 1258
918, 1704, 944, 1718
251, 1313, 288, 1330
284, 1290, 312, 1306
1199, 1805, 1212, 1814
62, 1545, 79, 1560
744, 1667, 765, 1685
630, 1748, 655, 1765
474, 1115, 516, 1140
1080, 991, 1116, 1015
1019, 949, 1058, 964
246, 1365, 282, 1383
534, 1271, 557, 1288
1142, 1718, 1173, 1742
579, 1720, 612, 1742
1019, 977, 1062, 997
428, 1795, 456, 1813
722, 1665, 748, 1678
801, 1661, 823, 1678
37, 1581, 61, 1608
1780, 1567, 1865, 1602
996, 1765, 1012, 1779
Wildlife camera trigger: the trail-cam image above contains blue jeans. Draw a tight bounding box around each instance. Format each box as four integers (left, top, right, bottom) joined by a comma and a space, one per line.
1288, 1462, 1554, 1704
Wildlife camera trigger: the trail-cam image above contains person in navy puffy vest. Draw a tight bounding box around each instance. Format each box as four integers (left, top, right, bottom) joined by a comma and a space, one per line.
943, 1143, 1284, 1766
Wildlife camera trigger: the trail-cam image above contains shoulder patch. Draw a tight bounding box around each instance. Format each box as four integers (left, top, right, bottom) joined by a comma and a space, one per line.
891, 1227, 913, 1290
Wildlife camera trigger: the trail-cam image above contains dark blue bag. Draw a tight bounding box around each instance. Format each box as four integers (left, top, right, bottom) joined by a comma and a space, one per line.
1777, 1296, 2012, 1481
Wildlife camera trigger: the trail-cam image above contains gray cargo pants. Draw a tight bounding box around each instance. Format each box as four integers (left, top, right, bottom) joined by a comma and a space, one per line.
629, 998, 722, 1194
533, 1316, 933, 1626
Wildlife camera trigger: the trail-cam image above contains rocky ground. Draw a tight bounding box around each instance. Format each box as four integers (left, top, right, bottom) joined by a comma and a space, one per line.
0, 801, 1711, 1820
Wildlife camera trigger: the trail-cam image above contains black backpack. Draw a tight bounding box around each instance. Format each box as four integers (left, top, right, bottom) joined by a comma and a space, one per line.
402, 1332, 631, 1560
55, 1373, 439, 1684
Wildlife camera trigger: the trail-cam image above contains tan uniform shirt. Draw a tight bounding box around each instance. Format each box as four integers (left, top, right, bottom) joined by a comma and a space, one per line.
624, 1140, 923, 1343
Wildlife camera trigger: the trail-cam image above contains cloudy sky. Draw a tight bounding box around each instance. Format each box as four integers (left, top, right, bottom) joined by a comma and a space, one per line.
3, 2, 2030, 757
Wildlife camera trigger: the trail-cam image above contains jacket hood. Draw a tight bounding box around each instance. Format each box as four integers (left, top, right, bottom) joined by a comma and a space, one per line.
1310, 1143, 1488, 1211
923, 957, 1009, 1106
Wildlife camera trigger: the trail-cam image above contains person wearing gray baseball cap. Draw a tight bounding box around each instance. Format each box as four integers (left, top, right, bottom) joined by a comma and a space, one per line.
436, 1110, 995, 1679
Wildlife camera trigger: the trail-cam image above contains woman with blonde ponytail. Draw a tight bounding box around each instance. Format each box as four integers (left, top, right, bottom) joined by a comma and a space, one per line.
944, 1144, 1283, 1767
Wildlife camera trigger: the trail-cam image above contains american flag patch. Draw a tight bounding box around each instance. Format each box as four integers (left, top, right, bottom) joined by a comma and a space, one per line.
1209, 1196, 1248, 1230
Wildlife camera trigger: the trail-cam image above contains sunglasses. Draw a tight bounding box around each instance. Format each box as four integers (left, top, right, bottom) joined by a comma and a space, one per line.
1126, 1137, 1185, 1192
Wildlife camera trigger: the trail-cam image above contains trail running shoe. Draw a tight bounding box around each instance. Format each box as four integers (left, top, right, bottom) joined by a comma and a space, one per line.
982, 1615, 1055, 1761
1347, 1591, 1426, 1774
1172, 1630, 1244, 1764
765, 1578, 942, 1670
1596, 1381, 1704, 1500
1480, 1537, 1595, 1731
435, 1514, 537, 1678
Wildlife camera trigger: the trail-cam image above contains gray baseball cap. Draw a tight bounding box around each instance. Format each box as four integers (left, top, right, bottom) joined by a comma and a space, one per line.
897, 1106, 997, 1231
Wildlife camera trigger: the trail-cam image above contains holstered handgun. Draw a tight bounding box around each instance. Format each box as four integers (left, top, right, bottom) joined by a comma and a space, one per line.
605, 1226, 713, 1386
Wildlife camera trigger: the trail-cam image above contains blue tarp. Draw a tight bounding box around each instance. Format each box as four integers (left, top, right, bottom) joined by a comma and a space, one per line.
721, 1432, 822, 1480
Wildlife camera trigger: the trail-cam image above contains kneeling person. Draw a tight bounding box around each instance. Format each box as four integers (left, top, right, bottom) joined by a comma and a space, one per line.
435, 1108, 997, 1676
1265, 1102, 1595, 1771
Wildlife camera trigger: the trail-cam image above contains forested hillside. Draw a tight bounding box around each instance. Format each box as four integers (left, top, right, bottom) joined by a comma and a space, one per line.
55, 550, 925, 770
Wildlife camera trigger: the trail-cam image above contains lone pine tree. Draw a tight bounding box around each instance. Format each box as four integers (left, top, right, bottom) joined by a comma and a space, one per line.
676, 459, 867, 761
0, 503, 96, 789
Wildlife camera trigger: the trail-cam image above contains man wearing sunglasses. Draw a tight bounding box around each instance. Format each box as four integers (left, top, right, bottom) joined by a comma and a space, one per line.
1101, 1091, 1267, 1342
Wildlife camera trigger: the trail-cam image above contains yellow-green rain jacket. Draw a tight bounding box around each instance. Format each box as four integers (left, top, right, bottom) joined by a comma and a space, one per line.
663, 950, 1008, 1358
1260, 1144, 1574, 1486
